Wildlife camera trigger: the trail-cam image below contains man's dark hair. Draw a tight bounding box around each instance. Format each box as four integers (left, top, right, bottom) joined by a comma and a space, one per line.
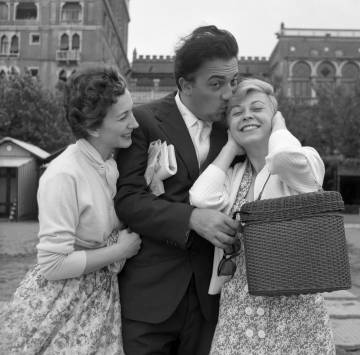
174, 25, 239, 90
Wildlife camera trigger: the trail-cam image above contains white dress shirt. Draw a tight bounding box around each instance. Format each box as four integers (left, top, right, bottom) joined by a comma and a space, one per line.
175, 92, 212, 166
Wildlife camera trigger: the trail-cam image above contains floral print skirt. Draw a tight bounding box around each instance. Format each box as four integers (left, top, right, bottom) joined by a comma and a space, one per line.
0, 265, 124, 355
210, 252, 336, 355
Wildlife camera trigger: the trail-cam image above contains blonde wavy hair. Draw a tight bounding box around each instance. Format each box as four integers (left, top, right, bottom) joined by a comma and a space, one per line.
228, 78, 278, 116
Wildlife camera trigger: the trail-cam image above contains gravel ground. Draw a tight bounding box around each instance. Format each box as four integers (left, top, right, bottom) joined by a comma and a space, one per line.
1, 218, 360, 354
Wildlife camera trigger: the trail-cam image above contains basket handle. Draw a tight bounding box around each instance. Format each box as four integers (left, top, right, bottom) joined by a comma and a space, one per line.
256, 173, 271, 201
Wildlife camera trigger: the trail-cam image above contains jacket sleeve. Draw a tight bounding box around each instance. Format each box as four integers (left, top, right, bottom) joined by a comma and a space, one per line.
265, 129, 325, 193
114, 107, 194, 249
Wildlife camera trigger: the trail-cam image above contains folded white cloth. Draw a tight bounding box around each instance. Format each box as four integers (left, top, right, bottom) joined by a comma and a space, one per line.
145, 140, 177, 196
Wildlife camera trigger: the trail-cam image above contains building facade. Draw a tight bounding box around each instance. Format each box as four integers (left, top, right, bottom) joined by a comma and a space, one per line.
130, 23, 360, 104
269, 23, 360, 101
0, 0, 130, 89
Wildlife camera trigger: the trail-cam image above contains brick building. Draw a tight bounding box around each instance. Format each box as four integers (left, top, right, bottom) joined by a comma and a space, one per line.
0, 0, 130, 90
130, 23, 360, 104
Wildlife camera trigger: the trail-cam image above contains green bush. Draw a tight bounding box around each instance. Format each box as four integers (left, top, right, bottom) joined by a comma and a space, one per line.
0, 74, 74, 153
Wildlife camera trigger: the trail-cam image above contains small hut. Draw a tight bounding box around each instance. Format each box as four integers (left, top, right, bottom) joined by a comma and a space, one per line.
0, 137, 49, 220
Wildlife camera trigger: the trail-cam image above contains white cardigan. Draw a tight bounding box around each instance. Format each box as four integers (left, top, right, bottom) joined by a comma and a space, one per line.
189, 129, 325, 294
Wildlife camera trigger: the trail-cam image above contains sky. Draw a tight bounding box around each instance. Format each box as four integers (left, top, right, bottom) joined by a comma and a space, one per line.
127, 0, 360, 62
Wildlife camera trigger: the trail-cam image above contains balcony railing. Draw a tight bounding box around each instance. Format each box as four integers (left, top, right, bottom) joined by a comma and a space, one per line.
56, 50, 80, 62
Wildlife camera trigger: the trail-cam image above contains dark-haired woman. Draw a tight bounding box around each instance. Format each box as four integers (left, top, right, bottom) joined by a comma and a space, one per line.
0, 66, 141, 354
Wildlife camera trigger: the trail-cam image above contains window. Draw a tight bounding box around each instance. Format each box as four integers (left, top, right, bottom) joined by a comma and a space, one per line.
15, 2, 37, 20
10, 35, 18, 54
61, 2, 82, 23
0, 2, 8, 20
72, 33, 80, 50
292, 61, 311, 99
0, 34, 8, 54
342, 62, 359, 79
30, 33, 40, 44
60, 33, 69, 50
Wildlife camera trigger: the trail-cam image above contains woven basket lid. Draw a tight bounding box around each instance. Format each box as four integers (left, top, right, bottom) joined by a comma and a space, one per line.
240, 190, 344, 223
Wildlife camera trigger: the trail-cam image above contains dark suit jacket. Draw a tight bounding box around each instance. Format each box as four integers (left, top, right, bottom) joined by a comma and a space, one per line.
115, 93, 227, 324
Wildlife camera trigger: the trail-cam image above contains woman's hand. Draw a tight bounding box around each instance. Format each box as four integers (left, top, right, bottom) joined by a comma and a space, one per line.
116, 229, 141, 259
271, 111, 286, 133
211, 130, 245, 173
226, 130, 245, 156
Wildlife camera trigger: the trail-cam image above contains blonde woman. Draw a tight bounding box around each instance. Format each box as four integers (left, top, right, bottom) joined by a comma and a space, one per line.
190, 79, 335, 354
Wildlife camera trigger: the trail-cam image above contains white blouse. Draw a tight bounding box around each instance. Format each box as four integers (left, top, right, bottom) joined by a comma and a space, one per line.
189, 128, 325, 294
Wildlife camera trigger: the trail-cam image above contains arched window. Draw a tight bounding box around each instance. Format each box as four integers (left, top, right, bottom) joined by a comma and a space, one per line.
341, 62, 360, 94
60, 33, 69, 50
0, 2, 8, 20
61, 2, 82, 22
0, 35, 8, 54
316, 61, 336, 92
72, 33, 80, 50
10, 35, 19, 54
292, 61, 311, 99
342, 62, 359, 79
15, 2, 37, 20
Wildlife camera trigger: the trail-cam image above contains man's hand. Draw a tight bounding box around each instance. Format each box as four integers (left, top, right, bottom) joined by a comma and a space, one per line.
189, 208, 239, 249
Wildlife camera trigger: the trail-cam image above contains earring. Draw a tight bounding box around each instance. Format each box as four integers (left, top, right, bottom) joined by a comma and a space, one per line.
89, 130, 100, 138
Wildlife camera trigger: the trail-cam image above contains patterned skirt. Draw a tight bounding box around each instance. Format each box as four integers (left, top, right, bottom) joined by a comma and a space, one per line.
0, 265, 124, 355
210, 252, 336, 355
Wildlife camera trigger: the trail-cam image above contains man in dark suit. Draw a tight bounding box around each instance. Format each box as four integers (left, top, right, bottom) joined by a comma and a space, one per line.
115, 25, 240, 355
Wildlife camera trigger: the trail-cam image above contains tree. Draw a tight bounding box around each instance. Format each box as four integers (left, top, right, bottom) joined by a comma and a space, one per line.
0, 73, 73, 153
278, 80, 360, 159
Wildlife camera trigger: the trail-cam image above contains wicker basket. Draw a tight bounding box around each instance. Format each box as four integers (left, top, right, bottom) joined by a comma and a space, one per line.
239, 191, 351, 296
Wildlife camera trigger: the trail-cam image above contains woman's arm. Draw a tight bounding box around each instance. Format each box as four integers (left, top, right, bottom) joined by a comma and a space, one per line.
266, 113, 325, 192
37, 173, 140, 281
38, 230, 140, 281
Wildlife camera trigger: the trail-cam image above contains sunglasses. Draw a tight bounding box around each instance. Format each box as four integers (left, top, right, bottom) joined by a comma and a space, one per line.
217, 211, 242, 277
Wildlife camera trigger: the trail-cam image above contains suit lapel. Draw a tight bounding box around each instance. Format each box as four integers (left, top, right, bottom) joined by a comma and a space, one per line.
201, 121, 227, 171
155, 94, 199, 181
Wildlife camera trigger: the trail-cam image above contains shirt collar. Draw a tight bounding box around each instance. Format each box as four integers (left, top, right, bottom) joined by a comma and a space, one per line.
175, 92, 203, 129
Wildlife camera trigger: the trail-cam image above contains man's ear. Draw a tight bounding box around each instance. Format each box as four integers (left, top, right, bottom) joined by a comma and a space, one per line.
178, 77, 193, 96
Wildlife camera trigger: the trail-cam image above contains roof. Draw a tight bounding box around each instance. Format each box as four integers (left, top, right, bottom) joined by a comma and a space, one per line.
0, 137, 50, 160
0, 157, 32, 167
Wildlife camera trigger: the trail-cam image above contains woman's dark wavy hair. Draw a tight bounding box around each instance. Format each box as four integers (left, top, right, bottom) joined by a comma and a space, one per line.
174, 25, 239, 90
64, 66, 127, 139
